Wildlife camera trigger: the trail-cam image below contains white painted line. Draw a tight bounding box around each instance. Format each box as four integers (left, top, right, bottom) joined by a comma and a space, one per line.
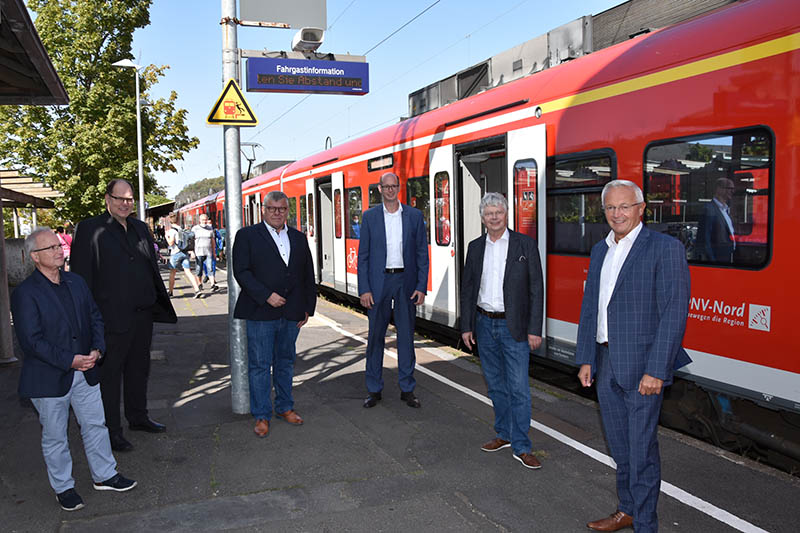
313, 312, 768, 533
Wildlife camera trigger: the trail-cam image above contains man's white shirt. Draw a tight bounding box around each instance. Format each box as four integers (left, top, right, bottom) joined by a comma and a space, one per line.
596, 222, 643, 343
383, 203, 404, 269
478, 229, 509, 313
265, 222, 290, 266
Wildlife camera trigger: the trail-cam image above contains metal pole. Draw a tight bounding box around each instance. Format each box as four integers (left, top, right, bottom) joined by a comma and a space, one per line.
135, 69, 146, 220
222, 0, 248, 414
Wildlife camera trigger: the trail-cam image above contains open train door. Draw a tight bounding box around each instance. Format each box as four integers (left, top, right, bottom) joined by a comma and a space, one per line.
506, 123, 547, 354
428, 144, 457, 327
305, 178, 319, 283
331, 171, 346, 292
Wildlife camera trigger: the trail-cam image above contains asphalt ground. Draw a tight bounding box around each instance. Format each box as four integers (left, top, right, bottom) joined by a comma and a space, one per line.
1, 264, 799, 532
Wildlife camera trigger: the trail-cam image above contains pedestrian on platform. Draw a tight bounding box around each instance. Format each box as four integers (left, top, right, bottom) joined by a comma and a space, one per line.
12, 228, 137, 511
358, 172, 429, 409
71, 179, 177, 453
165, 213, 201, 298
460, 192, 544, 469
192, 213, 219, 292
576, 180, 691, 533
233, 190, 317, 437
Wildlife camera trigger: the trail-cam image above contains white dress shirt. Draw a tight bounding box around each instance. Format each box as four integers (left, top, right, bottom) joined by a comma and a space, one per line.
478, 229, 509, 313
596, 222, 643, 343
383, 203, 404, 269
265, 222, 291, 266
712, 198, 735, 249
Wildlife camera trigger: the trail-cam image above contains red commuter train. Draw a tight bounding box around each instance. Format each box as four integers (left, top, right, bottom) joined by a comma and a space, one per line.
180, 0, 800, 469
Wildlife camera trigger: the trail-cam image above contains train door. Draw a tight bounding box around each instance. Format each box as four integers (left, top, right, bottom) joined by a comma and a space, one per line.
305, 178, 318, 283
331, 171, 346, 292
428, 144, 457, 326
506, 124, 547, 352
317, 178, 335, 287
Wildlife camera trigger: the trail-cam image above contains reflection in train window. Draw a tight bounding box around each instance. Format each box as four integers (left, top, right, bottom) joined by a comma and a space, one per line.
644, 127, 772, 268
300, 195, 308, 234
546, 150, 615, 254
368, 184, 381, 207
334, 189, 343, 239
287, 196, 297, 229
307, 193, 314, 236
407, 176, 430, 244
434, 171, 451, 246
347, 187, 362, 239
513, 159, 537, 239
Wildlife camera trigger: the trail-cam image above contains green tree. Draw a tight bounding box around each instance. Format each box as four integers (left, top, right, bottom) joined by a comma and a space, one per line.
0, 0, 199, 221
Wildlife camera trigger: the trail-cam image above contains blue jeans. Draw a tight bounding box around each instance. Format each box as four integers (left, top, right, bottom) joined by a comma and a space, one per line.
475, 313, 532, 455
246, 318, 300, 420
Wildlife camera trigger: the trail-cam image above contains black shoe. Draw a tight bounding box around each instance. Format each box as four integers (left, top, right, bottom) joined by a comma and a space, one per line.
167, 290, 173, 297
400, 391, 421, 408
93, 473, 137, 492
211, 284, 219, 292
56, 488, 84, 511
129, 418, 166, 433
363, 392, 382, 408
109, 433, 133, 452
203, 275, 209, 283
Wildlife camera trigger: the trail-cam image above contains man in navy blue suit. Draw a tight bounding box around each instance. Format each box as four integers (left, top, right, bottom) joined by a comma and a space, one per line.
576, 180, 691, 532
233, 191, 317, 438
12, 228, 136, 512
358, 172, 429, 409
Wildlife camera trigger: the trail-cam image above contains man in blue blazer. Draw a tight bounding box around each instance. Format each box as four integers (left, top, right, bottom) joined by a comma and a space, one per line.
233, 191, 317, 437
12, 228, 136, 511
696, 177, 735, 263
576, 180, 691, 532
358, 172, 429, 408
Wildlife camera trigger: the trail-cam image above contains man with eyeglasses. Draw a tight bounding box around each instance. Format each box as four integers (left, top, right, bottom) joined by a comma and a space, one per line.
232, 190, 316, 438
71, 179, 176, 453
697, 177, 736, 263
11, 228, 138, 511
358, 172, 429, 409
575, 180, 691, 533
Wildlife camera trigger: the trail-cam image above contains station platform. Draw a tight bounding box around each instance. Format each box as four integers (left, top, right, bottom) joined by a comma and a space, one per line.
1, 265, 798, 532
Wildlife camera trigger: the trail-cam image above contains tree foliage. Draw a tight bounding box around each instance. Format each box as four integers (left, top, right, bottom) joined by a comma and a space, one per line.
174, 176, 225, 208
0, 0, 199, 221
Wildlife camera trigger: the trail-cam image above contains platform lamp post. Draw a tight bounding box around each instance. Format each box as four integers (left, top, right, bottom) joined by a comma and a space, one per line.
112, 59, 146, 220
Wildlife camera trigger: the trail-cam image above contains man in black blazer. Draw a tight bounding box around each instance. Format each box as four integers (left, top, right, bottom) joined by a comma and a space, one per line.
12, 228, 136, 511
460, 192, 544, 470
696, 177, 735, 263
71, 179, 177, 452
233, 190, 317, 438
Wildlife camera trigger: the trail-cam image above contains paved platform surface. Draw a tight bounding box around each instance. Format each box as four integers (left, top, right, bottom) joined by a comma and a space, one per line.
1, 265, 799, 532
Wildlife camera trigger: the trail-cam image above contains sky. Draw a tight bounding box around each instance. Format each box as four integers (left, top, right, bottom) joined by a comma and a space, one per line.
131, 0, 621, 198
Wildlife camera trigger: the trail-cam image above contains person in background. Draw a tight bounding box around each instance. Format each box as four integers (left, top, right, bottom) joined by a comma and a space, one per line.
165, 213, 201, 298
192, 213, 219, 292
55, 226, 72, 271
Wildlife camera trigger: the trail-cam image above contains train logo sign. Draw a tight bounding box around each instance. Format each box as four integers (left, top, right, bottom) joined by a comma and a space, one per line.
748, 304, 771, 332
207, 79, 258, 126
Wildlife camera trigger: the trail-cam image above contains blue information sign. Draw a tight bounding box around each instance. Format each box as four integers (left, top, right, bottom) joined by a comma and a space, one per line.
246, 57, 369, 95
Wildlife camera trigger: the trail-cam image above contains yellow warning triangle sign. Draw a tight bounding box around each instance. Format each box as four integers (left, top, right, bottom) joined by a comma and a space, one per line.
207, 79, 258, 126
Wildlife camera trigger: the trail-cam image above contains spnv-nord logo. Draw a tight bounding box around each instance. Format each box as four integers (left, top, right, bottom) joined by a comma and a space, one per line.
748, 304, 771, 332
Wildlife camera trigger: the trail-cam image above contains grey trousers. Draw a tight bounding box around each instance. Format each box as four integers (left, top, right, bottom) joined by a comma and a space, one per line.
31, 371, 117, 493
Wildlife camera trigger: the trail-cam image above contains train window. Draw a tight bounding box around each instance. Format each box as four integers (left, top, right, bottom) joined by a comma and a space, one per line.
513, 160, 537, 239
300, 195, 308, 233
287, 196, 297, 229
368, 184, 381, 207
334, 189, 343, 239
307, 193, 314, 235
346, 187, 362, 238
434, 171, 451, 246
367, 153, 393, 172
644, 127, 772, 268
406, 176, 430, 244
546, 150, 616, 254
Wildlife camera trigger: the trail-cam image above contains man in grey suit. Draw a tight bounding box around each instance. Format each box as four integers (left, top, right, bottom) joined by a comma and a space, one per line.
576, 180, 690, 532
460, 192, 544, 470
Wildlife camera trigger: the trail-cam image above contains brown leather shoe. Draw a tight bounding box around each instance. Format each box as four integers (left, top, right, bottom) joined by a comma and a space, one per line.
587, 510, 633, 531
513, 452, 542, 469
254, 419, 269, 438
481, 438, 511, 452
276, 410, 304, 425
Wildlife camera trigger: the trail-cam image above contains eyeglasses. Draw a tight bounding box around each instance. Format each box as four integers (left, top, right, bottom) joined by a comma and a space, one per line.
33, 244, 62, 253
109, 194, 135, 204
265, 206, 288, 214
380, 184, 399, 190
603, 202, 642, 214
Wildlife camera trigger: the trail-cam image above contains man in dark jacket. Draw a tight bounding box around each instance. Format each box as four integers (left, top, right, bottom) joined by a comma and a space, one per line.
233, 190, 317, 438
460, 192, 544, 470
12, 228, 136, 512
71, 179, 177, 452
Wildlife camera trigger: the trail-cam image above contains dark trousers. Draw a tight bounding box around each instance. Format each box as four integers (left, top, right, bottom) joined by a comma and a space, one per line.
365, 273, 417, 394
596, 343, 663, 533
100, 309, 154, 435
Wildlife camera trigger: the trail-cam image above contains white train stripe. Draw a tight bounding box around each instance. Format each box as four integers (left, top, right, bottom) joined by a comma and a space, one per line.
313, 312, 768, 533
